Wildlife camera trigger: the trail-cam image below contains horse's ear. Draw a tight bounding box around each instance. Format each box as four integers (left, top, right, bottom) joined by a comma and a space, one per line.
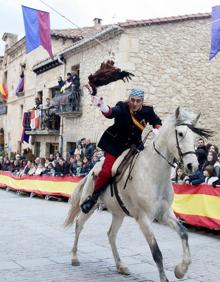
193, 113, 201, 125
175, 106, 181, 121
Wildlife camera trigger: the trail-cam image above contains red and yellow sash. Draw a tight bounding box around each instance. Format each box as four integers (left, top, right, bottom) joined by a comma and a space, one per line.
129, 109, 145, 132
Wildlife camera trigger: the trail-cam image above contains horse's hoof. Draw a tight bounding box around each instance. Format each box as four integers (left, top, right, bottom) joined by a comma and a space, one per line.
174, 264, 187, 279
117, 265, 130, 275
71, 259, 80, 266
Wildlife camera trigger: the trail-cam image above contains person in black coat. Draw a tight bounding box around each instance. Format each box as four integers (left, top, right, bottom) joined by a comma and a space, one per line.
58, 76, 65, 91
54, 158, 70, 176
185, 148, 207, 185
79, 157, 93, 177
85, 138, 94, 161
81, 88, 162, 214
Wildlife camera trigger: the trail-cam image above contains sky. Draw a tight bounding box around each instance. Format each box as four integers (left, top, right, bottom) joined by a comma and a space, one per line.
0, 0, 220, 55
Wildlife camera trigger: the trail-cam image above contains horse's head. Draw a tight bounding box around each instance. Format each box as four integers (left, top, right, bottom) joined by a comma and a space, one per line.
173, 107, 199, 174
157, 107, 213, 174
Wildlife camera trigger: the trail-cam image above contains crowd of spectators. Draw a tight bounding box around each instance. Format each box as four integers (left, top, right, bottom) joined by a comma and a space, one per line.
172, 138, 220, 187
1, 137, 220, 188
57, 71, 80, 93
0, 138, 104, 178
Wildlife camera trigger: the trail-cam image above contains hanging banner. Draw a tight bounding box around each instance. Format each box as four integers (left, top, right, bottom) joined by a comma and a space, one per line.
0, 171, 81, 198
210, 5, 220, 60
0, 171, 220, 230
22, 5, 53, 59
173, 184, 220, 230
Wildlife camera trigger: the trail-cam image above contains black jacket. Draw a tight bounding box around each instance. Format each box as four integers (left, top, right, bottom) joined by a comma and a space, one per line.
54, 162, 70, 176
98, 101, 161, 157
85, 143, 94, 161
188, 169, 205, 185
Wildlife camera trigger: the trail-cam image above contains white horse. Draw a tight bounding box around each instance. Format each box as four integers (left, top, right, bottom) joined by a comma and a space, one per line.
65, 107, 209, 282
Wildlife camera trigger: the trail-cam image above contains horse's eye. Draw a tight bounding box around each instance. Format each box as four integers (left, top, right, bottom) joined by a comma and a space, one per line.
178, 132, 183, 137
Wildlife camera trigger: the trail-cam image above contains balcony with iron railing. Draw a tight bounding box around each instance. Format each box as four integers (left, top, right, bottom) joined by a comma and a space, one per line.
52, 89, 82, 118
26, 108, 60, 136
25, 88, 82, 136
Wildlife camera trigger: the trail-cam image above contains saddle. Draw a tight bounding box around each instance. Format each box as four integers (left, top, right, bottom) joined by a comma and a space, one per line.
93, 147, 139, 216
93, 146, 138, 180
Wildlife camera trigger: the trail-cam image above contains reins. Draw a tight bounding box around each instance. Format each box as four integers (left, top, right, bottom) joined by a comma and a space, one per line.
153, 141, 176, 168
121, 129, 152, 186
121, 129, 152, 188
153, 123, 197, 168
110, 129, 152, 215
174, 126, 196, 167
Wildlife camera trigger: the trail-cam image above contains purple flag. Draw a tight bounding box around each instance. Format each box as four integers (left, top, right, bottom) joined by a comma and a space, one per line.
22, 6, 53, 59
210, 6, 220, 60
16, 77, 24, 96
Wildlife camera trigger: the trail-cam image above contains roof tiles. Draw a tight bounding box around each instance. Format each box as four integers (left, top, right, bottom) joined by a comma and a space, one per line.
119, 13, 210, 28
50, 13, 211, 40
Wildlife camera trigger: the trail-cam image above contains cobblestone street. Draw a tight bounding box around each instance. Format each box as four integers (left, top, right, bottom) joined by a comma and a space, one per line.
0, 188, 219, 282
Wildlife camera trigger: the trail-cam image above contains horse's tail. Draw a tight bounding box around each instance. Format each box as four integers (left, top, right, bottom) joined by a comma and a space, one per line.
64, 176, 86, 228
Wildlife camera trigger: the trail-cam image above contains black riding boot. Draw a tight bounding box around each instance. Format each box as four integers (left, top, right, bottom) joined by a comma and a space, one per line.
80, 190, 101, 214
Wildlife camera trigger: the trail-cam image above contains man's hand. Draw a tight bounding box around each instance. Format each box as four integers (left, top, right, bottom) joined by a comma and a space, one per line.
91, 95, 101, 106
98, 97, 109, 113
84, 84, 109, 113
90, 96, 109, 113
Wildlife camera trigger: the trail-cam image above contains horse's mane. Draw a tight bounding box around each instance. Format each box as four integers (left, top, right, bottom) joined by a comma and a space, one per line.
180, 123, 214, 139
163, 110, 214, 139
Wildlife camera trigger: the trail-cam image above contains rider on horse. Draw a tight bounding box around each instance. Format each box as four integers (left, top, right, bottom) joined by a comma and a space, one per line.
81, 88, 162, 214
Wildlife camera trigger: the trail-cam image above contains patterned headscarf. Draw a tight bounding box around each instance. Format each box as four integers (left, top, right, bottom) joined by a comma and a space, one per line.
128, 88, 144, 99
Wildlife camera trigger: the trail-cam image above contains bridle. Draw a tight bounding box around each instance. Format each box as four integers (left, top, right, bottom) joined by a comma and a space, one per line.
153, 123, 196, 168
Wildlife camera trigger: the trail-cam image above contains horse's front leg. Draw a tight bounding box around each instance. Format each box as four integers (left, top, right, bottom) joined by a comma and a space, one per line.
136, 215, 169, 282
162, 208, 191, 279
107, 214, 129, 275
71, 210, 95, 266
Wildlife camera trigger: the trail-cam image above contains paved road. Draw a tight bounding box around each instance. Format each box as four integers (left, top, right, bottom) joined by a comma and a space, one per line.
0, 188, 219, 282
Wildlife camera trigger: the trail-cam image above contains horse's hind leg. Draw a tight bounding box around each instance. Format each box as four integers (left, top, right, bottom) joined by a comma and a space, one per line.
71, 210, 95, 266
162, 208, 191, 279
107, 214, 129, 275
136, 216, 169, 282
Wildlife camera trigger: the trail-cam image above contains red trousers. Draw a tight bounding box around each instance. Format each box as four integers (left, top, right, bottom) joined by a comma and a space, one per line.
94, 153, 117, 192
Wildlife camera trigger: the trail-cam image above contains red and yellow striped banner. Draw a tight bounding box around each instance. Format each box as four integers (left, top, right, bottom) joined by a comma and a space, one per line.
1, 171, 220, 230
173, 184, 220, 230
0, 171, 81, 198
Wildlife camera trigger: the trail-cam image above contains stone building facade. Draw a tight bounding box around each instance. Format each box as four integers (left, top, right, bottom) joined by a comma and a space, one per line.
0, 13, 219, 158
